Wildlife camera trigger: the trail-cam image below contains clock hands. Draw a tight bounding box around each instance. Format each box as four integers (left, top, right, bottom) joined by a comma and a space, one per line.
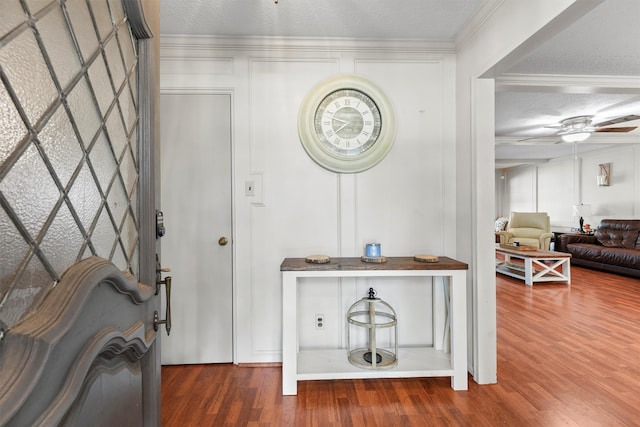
331, 116, 351, 134
334, 122, 351, 134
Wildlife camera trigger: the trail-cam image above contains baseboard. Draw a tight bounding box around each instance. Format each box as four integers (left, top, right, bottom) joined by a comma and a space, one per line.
238, 362, 282, 368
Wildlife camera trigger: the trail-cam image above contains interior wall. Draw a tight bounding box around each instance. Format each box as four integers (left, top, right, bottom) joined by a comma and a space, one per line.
160, 37, 457, 363
499, 145, 640, 228
455, 0, 582, 384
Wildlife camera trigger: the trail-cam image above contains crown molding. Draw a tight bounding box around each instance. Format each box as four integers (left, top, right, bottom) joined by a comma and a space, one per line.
496, 73, 640, 94
454, 0, 506, 51
160, 34, 456, 58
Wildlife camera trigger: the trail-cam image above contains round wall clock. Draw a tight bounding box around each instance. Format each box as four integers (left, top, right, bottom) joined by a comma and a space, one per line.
297, 74, 396, 173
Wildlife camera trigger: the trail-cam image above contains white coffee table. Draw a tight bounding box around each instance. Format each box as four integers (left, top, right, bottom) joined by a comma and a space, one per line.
496, 244, 571, 286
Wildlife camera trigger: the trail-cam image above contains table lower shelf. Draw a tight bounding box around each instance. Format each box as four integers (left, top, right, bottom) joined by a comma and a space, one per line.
297, 347, 453, 381
496, 263, 570, 284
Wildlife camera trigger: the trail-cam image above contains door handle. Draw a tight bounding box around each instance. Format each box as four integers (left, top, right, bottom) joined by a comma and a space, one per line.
218, 236, 229, 246
155, 254, 172, 336
154, 276, 172, 335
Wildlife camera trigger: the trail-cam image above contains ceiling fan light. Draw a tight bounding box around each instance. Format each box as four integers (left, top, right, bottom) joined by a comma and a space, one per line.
562, 132, 591, 142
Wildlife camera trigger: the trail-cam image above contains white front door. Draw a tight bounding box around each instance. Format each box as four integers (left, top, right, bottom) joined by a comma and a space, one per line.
160, 93, 233, 364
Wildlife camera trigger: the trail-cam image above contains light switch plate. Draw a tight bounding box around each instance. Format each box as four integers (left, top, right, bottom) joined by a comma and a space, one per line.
247, 173, 264, 206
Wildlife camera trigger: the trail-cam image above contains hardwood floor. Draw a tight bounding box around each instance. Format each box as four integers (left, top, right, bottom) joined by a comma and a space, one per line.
162, 266, 640, 426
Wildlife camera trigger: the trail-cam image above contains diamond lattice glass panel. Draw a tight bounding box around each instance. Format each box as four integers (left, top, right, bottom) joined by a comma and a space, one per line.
0, 254, 54, 327
130, 245, 139, 277
0, 0, 26, 38
68, 161, 102, 232
121, 210, 137, 262
111, 241, 127, 271
40, 202, 84, 276
38, 104, 83, 188
0, 26, 58, 127
25, 0, 55, 15
87, 54, 114, 117
129, 73, 137, 105
82, 244, 93, 260
89, 0, 113, 42
35, 5, 82, 91
130, 185, 138, 226
66, 76, 102, 146
90, 205, 117, 259
106, 175, 127, 230
119, 84, 137, 136
89, 130, 118, 194
104, 35, 126, 92
131, 124, 138, 163
65, 0, 100, 63
0, 207, 31, 296
108, 0, 125, 24
118, 24, 136, 74
120, 147, 136, 197
0, 143, 60, 237
0, 0, 141, 329
0, 79, 28, 165
106, 107, 127, 159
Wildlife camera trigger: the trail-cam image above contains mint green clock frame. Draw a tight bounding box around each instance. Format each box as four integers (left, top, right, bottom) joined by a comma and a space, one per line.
298, 74, 397, 173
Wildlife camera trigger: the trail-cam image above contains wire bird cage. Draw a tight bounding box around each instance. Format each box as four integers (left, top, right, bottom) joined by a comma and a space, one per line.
346, 287, 397, 369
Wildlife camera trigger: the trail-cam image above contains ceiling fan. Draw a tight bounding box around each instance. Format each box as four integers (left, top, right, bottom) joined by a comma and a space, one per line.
557, 114, 639, 142
520, 114, 640, 143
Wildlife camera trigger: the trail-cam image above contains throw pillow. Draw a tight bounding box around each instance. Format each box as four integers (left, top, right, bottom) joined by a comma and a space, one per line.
495, 217, 509, 232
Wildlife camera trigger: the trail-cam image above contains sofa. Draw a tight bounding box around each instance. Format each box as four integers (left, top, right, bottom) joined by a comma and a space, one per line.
556, 219, 640, 278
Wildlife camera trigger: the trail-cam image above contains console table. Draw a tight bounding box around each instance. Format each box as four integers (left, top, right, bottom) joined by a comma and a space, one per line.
280, 256, 468, 395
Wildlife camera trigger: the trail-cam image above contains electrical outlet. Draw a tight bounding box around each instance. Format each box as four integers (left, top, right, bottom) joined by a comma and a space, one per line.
315, 314, 325, 330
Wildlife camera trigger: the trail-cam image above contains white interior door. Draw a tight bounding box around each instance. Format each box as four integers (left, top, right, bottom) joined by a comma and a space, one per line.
160, 93, 233, 364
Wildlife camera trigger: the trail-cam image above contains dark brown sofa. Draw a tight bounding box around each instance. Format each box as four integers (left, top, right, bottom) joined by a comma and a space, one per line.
556, 219, 640, 278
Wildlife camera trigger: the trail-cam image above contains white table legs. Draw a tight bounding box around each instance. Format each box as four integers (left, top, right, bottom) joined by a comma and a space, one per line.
282, 273, 298, 395
282, 270, 468, 395
449, 270, 468, 390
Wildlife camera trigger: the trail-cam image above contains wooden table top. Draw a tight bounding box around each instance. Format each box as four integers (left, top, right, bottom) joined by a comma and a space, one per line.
496, 245, 571, 258
280, 256, 468, 272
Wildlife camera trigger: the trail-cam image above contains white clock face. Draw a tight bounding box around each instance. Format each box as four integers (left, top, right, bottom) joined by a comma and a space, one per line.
298, 74, 396, 173
313, 89, 382, 157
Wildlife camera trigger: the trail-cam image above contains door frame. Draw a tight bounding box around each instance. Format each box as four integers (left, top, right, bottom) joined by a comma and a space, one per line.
125, 0, 162, 424
159, 87, 237, 364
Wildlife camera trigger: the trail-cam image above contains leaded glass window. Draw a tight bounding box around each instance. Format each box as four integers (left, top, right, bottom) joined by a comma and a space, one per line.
0, 0, 140, 328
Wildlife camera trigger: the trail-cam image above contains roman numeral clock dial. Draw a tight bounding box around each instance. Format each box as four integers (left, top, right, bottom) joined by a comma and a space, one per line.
298, 75, 396, 173
315, 90, 381, 156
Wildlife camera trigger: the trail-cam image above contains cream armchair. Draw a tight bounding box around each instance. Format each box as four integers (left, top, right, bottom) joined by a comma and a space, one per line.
497, 212, 553, 250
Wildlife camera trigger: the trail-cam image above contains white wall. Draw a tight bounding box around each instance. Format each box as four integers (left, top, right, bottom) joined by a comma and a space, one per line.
160, 37, 457, 363
498, 145, 640, 228
455, 0, 583, 384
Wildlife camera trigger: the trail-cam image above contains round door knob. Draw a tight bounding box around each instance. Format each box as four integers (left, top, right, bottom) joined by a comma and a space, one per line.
218, 237, 229, 246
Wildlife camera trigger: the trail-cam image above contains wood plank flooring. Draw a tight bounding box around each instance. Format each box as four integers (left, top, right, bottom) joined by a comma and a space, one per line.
162, 266, 640, 426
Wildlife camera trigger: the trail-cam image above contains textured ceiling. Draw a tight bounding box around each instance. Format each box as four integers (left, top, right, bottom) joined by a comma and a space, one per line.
495, 92, 640, 138
159, 0, 484, 40
505, 0, 640, 77
495, 0, 640, 167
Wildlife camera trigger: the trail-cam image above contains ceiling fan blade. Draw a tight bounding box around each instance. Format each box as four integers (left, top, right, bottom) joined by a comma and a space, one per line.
516, 135, 547, 142
592, 114, 640, 128
594, 126, 637, 133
